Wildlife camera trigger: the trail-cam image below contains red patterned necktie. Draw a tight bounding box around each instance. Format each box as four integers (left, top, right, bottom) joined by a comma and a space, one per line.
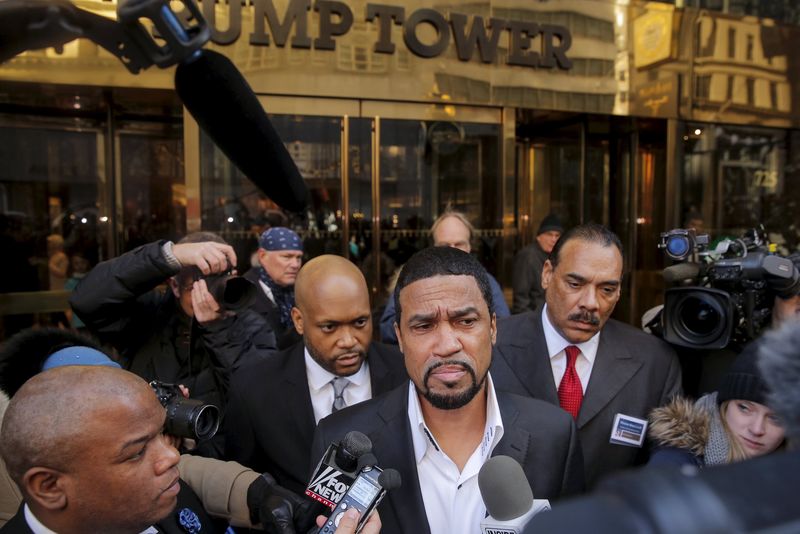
558, 345, 583, 420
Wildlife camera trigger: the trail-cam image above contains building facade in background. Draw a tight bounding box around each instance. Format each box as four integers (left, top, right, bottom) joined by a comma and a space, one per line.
2, 0, 800, 339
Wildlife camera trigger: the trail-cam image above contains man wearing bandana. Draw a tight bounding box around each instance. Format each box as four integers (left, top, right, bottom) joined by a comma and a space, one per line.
244, 227, 304, 349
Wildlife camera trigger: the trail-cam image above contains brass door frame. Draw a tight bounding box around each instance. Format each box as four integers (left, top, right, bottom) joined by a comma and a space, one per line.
183, 95, 508, 300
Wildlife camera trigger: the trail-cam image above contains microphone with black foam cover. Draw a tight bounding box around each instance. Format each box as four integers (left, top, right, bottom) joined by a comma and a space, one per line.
174, 50, 309, 212
662, 262, 701, 284
479, 455, 551, 534
306, 431, 372, 509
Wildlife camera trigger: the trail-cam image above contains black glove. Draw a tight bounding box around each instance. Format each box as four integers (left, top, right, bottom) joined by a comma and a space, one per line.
247, 473, 318, 534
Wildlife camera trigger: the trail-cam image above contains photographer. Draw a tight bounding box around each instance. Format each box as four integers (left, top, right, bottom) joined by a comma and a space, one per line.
69, 232, 276, 455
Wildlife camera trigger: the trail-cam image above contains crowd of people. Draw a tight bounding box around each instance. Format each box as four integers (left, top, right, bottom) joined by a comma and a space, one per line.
0, 210, 797, 534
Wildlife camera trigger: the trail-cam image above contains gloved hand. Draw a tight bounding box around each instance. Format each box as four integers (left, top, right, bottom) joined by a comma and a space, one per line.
247, 473, 318, 534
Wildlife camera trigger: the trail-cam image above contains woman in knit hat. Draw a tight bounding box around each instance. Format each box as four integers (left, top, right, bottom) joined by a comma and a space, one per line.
648, 342, 786, 467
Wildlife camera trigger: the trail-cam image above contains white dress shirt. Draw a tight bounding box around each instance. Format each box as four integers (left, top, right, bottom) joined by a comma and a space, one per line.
304, 348, 372, 424
257, 279, 277, 305
24, 504, 158, 534
541, 303, 601, 392
408, 373, 505, 534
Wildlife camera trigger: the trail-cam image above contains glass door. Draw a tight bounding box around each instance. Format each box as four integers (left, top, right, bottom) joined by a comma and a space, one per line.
363, 102, 504, 313
198, 97, 360, 269
195, 98, 506, 315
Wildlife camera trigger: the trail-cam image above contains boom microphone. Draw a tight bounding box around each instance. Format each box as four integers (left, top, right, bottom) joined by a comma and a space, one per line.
175, 50, 309, 213
306, 431, 372, 509
479, 456, 550, 534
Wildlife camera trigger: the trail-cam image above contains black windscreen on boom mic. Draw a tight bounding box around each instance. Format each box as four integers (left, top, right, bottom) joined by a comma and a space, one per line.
175, 51, 309, 213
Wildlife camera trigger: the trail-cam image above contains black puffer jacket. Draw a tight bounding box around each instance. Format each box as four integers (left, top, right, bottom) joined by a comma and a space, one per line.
69, 241, 276, 416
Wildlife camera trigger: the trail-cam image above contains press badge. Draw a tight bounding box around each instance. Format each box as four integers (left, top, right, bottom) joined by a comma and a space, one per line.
609, 413, 648, 447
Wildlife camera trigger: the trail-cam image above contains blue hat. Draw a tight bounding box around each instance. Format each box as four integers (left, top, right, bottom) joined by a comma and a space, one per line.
41, 346, 122, 372
259, 227, 303, 252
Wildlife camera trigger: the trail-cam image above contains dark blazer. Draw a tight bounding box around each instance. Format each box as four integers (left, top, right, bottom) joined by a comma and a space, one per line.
491, 310, 682, 487
223, 341, 407, 495
311, 383, 585, 534
1, 481, 224, 534
243, 268, 301, 350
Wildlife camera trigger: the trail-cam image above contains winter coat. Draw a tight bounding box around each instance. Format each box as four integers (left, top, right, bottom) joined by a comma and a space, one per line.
648, 393, 731, 468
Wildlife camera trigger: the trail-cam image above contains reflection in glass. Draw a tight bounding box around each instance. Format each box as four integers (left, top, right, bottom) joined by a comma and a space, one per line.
200, 115, 343, 268
682, 123, 800, 253
0, 123, 106, 336
119, 125, 185, 250
377, 119, 501, 306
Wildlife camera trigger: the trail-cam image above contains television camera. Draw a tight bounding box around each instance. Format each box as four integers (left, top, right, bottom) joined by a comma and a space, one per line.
657, 227, 800, 349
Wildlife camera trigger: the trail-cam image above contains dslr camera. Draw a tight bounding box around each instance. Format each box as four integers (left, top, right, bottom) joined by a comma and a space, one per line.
190, 265, 256, 312
657, 227, 800, 349
150, 380, 220, 441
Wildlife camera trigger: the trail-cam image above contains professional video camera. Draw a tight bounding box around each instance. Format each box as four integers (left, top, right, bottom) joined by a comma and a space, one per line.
150, 380, 220, 441
190, 266, 257, 312
657, 227, 800, 350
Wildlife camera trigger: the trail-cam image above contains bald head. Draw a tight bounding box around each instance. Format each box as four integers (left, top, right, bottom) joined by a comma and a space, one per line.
1, 366, 153, 485
1, 366, 180, 533
294, 254, 369, 312
291, 255, 372, 376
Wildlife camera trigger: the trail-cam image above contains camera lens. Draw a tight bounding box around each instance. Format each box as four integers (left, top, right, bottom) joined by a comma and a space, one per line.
666, 235, 691, 260
664, 287, 734, 349
678, 296, 722, 337
164, 398, 220, 441
192, 404, 221, 441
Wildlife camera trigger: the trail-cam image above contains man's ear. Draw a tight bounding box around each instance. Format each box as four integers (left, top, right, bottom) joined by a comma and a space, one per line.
394, 322, 403, 354
541, 259, 554, 290
291, 306, 304, 335
168, 277, 180, 299
23, 467, 68, 511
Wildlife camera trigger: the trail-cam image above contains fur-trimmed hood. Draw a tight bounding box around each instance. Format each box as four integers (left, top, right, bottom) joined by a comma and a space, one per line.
648, 397, 711, 456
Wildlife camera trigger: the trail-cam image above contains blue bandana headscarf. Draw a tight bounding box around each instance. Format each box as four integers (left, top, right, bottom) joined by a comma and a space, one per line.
259, 227, 303, 252
258, 227, 303, 329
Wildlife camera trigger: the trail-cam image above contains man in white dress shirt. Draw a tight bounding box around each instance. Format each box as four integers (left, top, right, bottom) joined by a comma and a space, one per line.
224, 254, 407, 495
312, 246, 584, 534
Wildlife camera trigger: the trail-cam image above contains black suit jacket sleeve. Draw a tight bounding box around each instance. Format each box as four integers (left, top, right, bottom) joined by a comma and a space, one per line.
69, 241, 177, 336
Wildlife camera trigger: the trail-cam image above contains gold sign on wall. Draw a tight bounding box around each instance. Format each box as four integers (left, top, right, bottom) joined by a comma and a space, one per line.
633, 4, 674, 69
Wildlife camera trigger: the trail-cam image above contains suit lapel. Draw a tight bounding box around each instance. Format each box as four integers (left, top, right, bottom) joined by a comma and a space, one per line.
497, 311, 559, 404
282, 343, 316, 442
493, 393, 530, 466
577, 322, 643, 428
372, 386, 431, 534
367, 345, 391, 397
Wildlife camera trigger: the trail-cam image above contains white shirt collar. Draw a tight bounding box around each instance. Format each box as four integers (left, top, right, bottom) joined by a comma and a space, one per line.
304, 347, 370, 392
408, 373, 504, 465
23, 505, 56, 534
541, 303, 600, 365
24, 504, 158, 534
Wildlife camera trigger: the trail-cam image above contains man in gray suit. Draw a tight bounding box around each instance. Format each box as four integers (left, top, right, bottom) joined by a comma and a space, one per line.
312, 246, 584, 534
492, 223, 682, 488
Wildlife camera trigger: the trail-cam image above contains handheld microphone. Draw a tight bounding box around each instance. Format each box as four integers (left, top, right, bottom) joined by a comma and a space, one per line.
479, 456, 551, 534
174, 50, 310, 213
306, 431, 372, 509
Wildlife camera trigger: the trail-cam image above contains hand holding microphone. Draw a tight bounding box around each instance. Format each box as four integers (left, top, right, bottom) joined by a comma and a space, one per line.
479, 455, 551, 534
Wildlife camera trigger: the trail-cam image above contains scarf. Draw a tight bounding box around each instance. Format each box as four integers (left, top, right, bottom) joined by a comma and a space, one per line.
259, 267, 295, 329
695, 392, 730, 466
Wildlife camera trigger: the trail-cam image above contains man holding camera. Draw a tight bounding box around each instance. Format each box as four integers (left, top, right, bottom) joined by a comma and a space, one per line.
70, 232, 275, 454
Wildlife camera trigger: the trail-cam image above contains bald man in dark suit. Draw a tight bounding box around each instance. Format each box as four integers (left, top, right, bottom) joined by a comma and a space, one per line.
223, 255, 407, 495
